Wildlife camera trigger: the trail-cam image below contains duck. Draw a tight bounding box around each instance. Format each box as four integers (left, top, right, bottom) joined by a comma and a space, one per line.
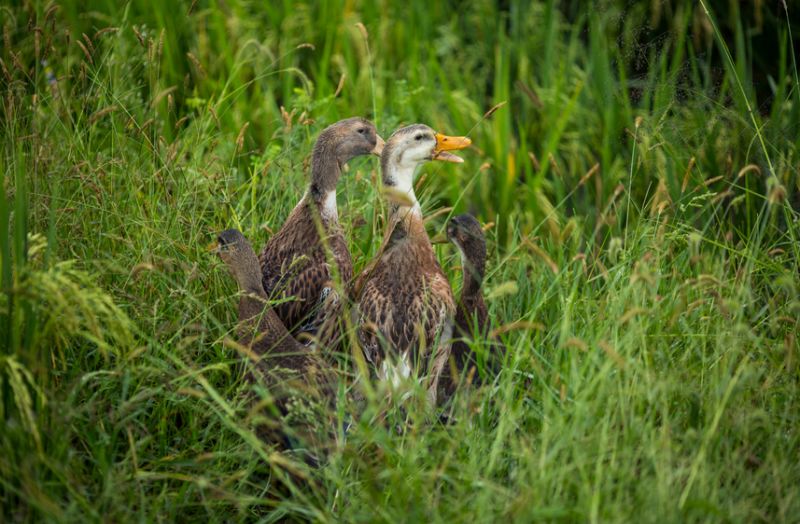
259, 117, 384, 346
217, 228, 334, 451
352, 124, 471, 406
439, 214, 505, 400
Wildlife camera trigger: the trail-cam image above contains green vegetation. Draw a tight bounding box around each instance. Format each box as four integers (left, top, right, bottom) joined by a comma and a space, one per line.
2, 0, 798, 521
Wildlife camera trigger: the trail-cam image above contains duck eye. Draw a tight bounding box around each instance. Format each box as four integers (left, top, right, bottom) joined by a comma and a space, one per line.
358, 128, 366, 134
415, 134, 423, 141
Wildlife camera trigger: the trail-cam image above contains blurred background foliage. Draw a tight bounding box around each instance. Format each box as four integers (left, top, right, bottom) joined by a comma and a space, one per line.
5, 0, 799, 242
1, 0, 799, 521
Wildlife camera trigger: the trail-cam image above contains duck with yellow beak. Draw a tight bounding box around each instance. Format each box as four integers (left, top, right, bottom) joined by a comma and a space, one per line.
352, 124, 471, 407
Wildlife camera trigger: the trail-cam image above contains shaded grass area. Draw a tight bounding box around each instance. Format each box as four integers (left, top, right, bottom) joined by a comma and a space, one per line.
2, 0, 799, 521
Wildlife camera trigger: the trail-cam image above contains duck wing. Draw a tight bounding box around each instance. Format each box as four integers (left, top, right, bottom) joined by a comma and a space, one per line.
260, 203, 352, 332
355, 267, 454, 375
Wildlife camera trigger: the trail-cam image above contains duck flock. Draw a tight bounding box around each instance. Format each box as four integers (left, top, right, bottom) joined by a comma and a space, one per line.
216, 117, 505, 455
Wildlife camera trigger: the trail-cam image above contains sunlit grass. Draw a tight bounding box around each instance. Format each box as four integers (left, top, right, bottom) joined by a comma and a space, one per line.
2, 0, 799, 521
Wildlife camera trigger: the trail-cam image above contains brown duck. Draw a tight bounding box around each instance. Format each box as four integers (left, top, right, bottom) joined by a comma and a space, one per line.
218, 228, 334, 450
439, 214, 505, 399
259, 117, 384, 343
352, 124, 471, 406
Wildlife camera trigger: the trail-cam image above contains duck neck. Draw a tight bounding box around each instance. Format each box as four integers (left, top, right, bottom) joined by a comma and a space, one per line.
308, 141, 342, 222
459, 247, 485, 298
233, 254, 267, 298
384, 161, 421, 219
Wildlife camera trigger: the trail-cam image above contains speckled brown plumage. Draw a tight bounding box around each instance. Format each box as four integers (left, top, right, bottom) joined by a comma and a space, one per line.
259, 199, 352, 337
355, 212, 455, 378
353, 124, 470, 406
259, 117, 382, 344
439, 214, 505, 400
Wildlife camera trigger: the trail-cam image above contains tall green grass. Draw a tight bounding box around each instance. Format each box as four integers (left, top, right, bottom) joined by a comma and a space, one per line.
2, 0, 799, 521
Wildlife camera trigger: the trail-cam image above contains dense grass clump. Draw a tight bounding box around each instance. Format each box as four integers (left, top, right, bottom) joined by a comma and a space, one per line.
2, 0, 799, 521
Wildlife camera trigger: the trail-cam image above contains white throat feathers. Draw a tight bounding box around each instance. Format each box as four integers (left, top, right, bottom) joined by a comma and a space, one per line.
301, 189, 339, 223
387, 163, 421, 215
321, 189, 338, 222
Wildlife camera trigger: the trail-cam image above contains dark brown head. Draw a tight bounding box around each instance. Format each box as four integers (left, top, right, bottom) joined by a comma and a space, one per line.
217, 229, 263, 294
447, 214, 486, 287
310, 117, 383, 196
316, 117, 383, 164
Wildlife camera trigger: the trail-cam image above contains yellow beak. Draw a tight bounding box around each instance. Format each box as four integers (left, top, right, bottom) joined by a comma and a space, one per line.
433, 133, 472, 163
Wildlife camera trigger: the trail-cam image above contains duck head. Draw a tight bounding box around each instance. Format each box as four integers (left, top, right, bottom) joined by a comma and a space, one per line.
217, 229, 263, 294
314, 117, 384, 165
310, 117, 384, 198
380, 124, 471, 206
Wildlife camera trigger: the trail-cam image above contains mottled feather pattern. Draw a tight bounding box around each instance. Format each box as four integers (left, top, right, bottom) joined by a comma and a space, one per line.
355, 215, 455, 390
298, 281, 346, 350
235, 287, 335, 450
236, 290, 330, 391
259, 198, 353, 335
